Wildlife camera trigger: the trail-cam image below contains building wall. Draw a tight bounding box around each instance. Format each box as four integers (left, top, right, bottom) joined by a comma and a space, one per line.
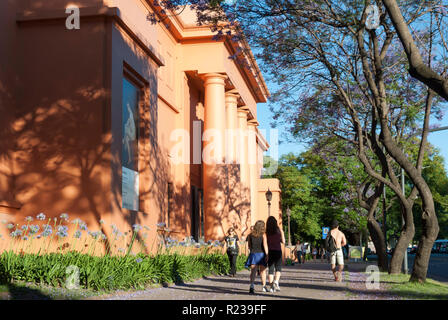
0, 0, 280, 252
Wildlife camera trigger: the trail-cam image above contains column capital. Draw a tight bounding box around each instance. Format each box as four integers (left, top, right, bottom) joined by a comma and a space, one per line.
201, 73, 227, 86
225, 90, 239, 105
247, 119, 259, 127
237, 108, 249, 119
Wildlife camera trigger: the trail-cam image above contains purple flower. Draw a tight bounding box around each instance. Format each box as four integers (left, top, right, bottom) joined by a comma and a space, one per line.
36, 213, 46, 221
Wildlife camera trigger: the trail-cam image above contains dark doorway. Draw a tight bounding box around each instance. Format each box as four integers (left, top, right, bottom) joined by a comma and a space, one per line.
191, 186, 203, 241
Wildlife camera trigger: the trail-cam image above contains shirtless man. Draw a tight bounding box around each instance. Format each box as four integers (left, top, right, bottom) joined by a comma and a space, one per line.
329, 220, 347, 282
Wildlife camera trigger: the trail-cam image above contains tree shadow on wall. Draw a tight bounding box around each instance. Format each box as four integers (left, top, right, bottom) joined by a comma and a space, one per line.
0, 14, 166, 255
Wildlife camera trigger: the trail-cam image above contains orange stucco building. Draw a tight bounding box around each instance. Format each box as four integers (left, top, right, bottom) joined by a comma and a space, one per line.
0, 0, 281, 252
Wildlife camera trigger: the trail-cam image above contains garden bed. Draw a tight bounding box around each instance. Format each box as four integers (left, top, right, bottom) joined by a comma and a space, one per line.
0, 250, 248, 295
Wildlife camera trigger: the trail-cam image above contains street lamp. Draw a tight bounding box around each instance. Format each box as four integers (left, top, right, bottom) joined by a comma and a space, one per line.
286, 207, 292, 247
265, 188, 272, 217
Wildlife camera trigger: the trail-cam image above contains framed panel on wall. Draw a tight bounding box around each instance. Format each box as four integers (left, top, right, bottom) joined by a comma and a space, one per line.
121, 76, 140, 211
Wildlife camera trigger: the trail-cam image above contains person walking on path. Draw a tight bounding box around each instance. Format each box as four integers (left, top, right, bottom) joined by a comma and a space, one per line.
312, 247, 317, 261
266, 216, 285, 292
293, 240, 302, 264
301, 242, 307, 264
224, 227, 239, 277
245, 220, 269, 294
319, 247, 326, 263
327, 220, 347, 282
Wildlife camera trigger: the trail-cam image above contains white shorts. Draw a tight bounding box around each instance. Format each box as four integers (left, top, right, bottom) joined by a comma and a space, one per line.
330, 249, 344, 266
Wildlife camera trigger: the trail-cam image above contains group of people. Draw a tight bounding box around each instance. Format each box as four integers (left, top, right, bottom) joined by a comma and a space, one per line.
293, 241, 328, 263
223, 218, 347, 294
224, 216, 285, 294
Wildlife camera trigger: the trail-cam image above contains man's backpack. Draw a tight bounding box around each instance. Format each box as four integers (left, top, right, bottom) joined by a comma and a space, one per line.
325, 233, 337, 253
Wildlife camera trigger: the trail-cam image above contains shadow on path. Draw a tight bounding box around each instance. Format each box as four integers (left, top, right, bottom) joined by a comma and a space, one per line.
5, 283, 53, 300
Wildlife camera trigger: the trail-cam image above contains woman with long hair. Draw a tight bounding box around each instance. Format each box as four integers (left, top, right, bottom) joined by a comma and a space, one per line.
224, 227, 239, 277
245, 220, 269, 294
266, 216, 285, 292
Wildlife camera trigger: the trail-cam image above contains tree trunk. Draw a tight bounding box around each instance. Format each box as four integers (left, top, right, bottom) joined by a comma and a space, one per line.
390, 205, 415, 274
367, 217, 388, 272
380, 128, 439, 282
410, 209, 439, 282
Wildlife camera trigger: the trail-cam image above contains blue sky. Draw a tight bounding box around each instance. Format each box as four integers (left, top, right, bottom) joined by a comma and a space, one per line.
257, 101, 448, 170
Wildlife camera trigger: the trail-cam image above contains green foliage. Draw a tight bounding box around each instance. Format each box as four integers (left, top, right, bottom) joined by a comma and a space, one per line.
265, 149, 370, 246
0, 250, 248, 292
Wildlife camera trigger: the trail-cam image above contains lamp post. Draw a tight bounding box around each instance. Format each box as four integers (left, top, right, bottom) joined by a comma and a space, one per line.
286, 207, 292, 247
265, 188, 272, 217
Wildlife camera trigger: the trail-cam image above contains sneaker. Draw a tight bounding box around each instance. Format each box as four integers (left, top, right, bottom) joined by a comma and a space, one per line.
273, 282, 281, 292
262, 285, 273, 293
249, 286, 255, 294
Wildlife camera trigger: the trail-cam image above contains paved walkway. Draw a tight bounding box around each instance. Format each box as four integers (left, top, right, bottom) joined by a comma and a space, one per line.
91, 261, 399, 300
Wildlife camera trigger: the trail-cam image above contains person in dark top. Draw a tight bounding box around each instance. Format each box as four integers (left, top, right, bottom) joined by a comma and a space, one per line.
224, 227, 239, 277
245, 220, 269, 294
266, 216, 285, 292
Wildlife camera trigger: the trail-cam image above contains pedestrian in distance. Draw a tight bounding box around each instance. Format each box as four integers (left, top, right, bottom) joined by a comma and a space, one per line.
301, 242, 307, 264
266, 216, 285, 292
325, 220, 347, 282
312, 246, 317, 261
319, 247, 326, 263
224, 227, 239, 277
293, 240, 302, 264
245, 220, 269, 294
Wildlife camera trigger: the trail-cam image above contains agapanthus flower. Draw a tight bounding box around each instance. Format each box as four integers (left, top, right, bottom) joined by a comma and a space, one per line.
60, 213, 69, 221
36, 213, 46, 220
29, 225, 40, 234
74, 230, 82, 239
99, 219, 105, 225
79, 221, 88, 231
10, 229, 23, 237
136, 258, 143, 263
88, 231, 100, 239
156, 222, 166, 228
22, 236, 29, 241
56, 225, 68, 238
133, 224, 142, 232
7, 223, 14, 229
71, 218, 83, 225
25, 216, 33, 222
42, 224, 53, 237
21, 225, 28, 231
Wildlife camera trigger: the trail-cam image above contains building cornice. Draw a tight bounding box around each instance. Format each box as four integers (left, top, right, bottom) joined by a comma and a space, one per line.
145, 2, 269, 103
16, 6, 165, 67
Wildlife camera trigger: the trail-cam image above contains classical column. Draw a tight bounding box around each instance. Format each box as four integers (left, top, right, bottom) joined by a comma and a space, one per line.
237, 107, 250, 236
237, 107, 249, 185
202, 73, 227, 241
247, 119, 259, 227
225, 90, 239, 164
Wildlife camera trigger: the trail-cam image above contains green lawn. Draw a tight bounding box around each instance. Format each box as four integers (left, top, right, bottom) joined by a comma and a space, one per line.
381, 273, 448, 300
